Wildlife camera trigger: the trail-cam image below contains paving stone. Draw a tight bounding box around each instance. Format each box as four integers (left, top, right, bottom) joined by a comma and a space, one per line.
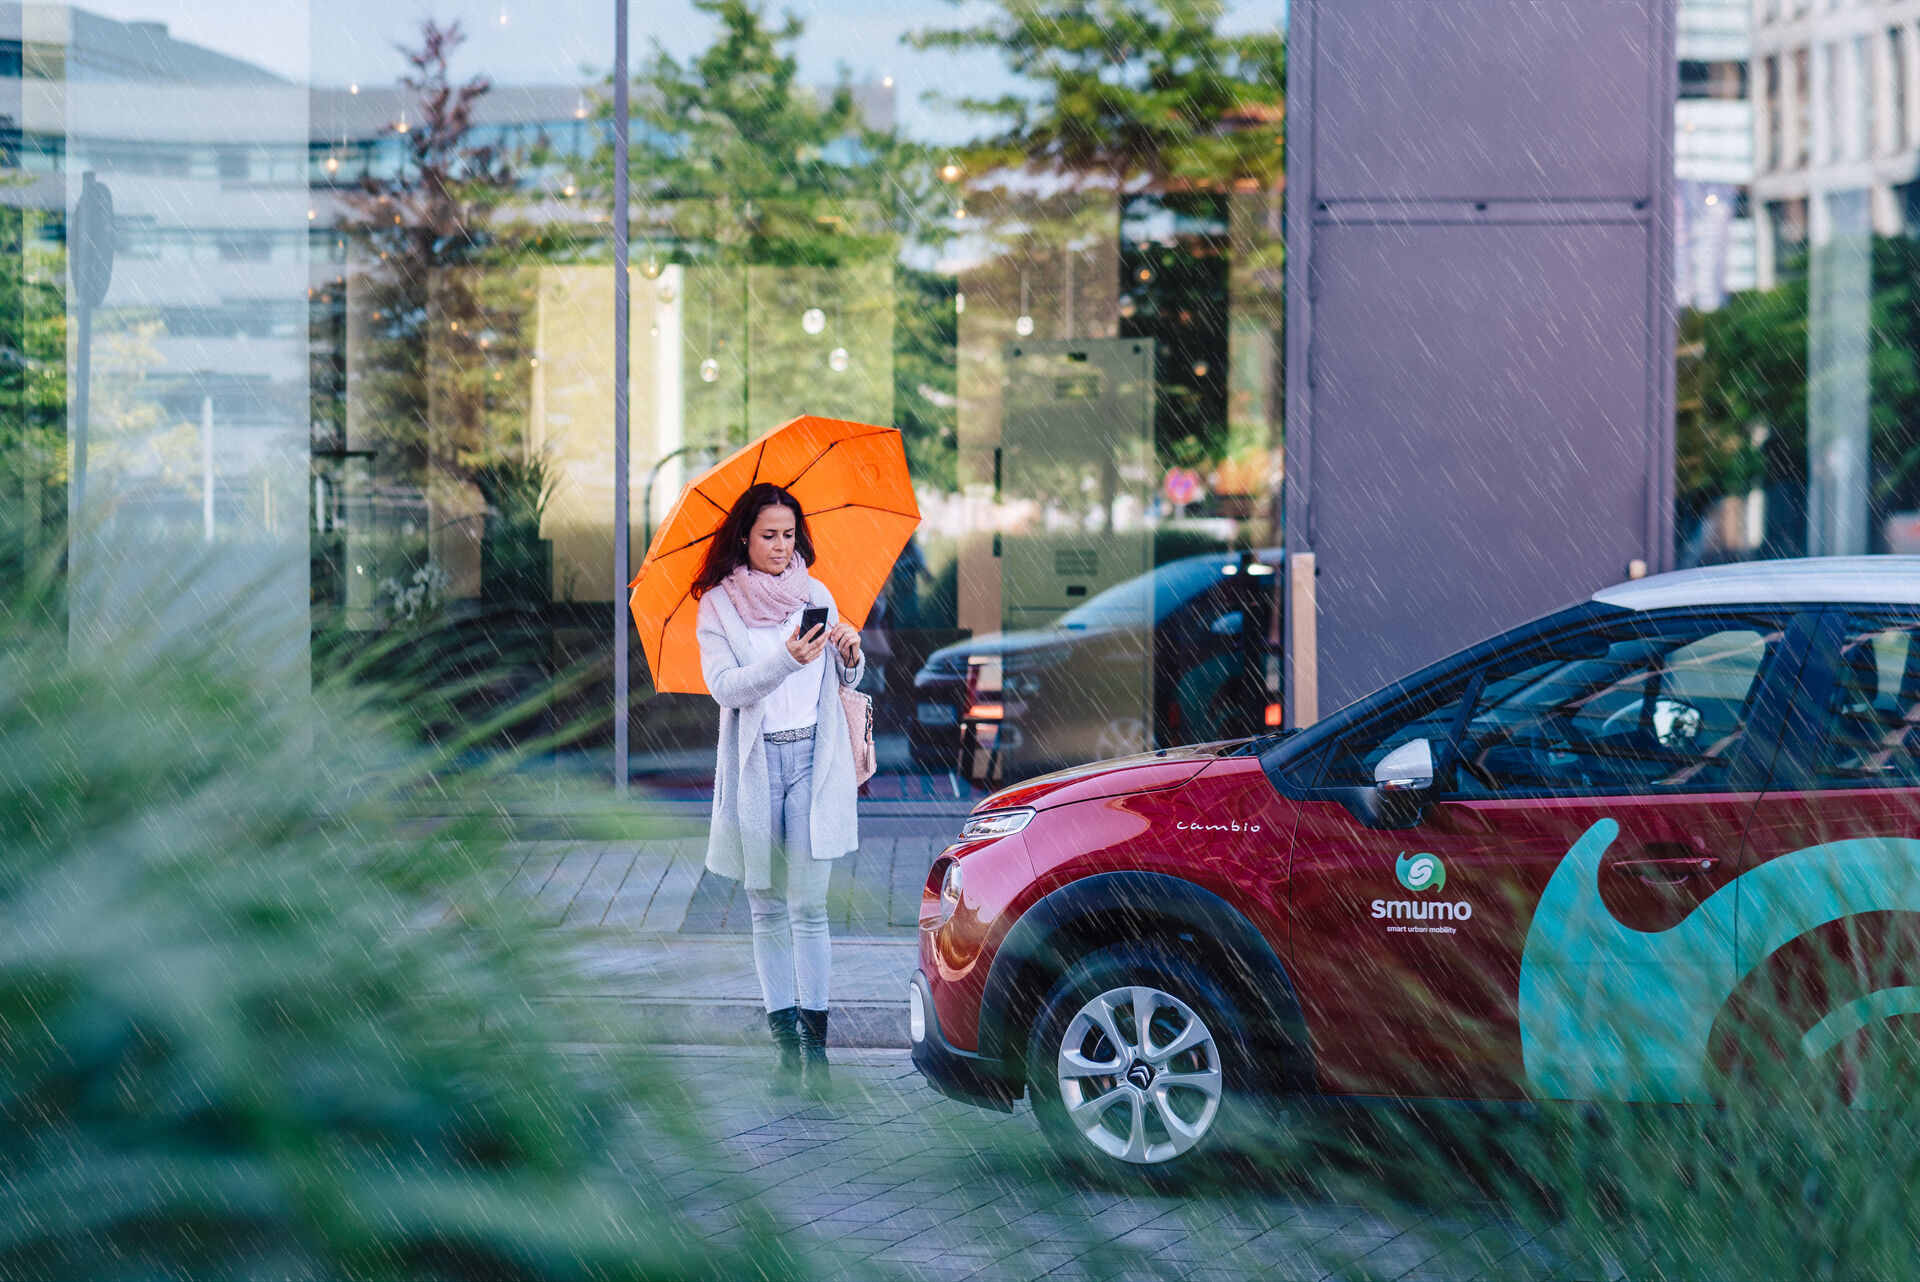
638, 837, 707, 931
471, 814, 1565, 1282
619, 1041, 1545, 1282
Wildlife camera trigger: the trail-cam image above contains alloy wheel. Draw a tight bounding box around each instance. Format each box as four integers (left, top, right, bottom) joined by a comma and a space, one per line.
1054, 984, 1223, 1164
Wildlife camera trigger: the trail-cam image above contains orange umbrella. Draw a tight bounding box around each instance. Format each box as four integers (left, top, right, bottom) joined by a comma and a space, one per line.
628, 414, 921, 695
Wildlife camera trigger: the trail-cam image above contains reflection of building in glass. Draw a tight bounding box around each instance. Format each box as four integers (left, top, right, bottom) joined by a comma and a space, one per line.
1752, 0, 1920, 282
1676, 0, 1757, 308
7, 1, 1290, 789
1, 5, 310, 664
1749, 0, 1920, 558
306, 75, 901, 622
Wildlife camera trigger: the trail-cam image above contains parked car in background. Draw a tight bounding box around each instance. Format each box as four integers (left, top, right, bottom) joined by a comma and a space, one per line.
910, 558, 1920, 1177
910, 550, 1281, 781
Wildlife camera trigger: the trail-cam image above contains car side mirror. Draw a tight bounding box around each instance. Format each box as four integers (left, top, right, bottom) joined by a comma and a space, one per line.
1209, 610, 1245, 637
1374, 738, 1435, 792
1333, 737, 1436, 830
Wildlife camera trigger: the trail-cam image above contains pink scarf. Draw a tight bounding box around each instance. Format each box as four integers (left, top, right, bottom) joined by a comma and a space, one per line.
721, 556, 814, 628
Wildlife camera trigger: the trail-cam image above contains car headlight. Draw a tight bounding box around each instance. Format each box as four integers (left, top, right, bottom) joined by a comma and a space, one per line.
958, 807, 1035, 841
937, 860, 963, 925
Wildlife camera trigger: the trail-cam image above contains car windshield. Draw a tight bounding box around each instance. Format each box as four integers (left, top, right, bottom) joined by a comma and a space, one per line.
1056, 556, 1232, 631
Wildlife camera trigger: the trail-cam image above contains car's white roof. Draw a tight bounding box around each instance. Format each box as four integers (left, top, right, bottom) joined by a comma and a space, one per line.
1593, 556, 1920, 611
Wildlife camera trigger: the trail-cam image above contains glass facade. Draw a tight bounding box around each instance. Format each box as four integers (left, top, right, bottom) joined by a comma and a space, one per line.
6, 0, 1909, 798
1690, 0, 1920, 567
0, 0, 1287, 794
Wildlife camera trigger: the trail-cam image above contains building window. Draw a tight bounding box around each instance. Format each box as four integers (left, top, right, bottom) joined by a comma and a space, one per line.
1771, 198, 1810, 269
1794, 48, 1813, 167
1680, 61, 1749, 102
1824, 42, 1844, 162
1894, 28, 1911, 155
1767, 55, 1785, 171
1853, 35, 1873, 159
1898, 180, 1920, 235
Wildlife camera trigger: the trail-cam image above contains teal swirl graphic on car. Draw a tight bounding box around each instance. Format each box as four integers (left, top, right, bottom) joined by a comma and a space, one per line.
1395, 852, 1445, 893
1519, 819, 1920, 1103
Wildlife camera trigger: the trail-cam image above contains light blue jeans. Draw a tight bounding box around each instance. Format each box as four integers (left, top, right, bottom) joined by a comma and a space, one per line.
747, 733, 833, 1012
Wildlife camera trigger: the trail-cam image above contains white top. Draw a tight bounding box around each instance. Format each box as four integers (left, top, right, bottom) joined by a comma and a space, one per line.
1592, 556, 1920, 612
743, 609, 824, 733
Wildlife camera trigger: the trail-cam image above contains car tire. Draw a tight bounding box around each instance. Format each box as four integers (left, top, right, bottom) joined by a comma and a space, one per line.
1025, 943, 1251, 1184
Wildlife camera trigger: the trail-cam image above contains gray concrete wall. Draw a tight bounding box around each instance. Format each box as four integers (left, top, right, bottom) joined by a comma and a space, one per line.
1286, 0, 1678, 718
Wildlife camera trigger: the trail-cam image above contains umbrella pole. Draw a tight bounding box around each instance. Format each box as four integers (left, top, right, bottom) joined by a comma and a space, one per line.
612, 0, 631, 796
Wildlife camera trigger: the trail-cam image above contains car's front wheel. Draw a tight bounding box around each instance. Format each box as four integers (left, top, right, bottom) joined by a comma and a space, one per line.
1026, 945, 1246, 1179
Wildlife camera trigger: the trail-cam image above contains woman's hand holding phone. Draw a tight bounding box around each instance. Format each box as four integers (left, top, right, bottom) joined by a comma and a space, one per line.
786, 610, 830, 664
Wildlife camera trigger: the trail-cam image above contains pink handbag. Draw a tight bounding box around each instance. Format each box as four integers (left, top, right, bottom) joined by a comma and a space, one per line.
839, 683, 877, 786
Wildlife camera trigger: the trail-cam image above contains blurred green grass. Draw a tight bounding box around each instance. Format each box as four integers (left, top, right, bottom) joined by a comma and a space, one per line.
0, 547, 821, 1280
1270, 933, 1920, 1281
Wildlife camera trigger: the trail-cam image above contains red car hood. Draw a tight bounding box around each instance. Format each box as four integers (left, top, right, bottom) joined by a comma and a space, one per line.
974, 742, 1243, 813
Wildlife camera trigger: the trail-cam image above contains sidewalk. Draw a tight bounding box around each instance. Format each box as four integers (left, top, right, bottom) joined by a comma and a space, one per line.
490, 809, 963, 1047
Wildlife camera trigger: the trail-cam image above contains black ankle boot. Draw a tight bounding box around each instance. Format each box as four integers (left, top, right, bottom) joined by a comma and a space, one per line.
767, 1007, 800, 1096
796, 1007, 831, 1099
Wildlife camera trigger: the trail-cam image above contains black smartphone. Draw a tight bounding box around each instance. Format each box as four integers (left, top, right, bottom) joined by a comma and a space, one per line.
799, 606, 830, 639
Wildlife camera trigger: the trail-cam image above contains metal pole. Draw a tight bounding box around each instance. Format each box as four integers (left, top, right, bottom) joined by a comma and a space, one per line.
612, 0, 631, 795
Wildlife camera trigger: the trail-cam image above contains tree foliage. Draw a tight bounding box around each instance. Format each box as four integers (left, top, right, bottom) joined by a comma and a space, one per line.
893, 265, 958, 491
633, 0, 929, 266
335, 20, 529, 486
0, 205, 67, 591
909, 0, 1286, 191
0, 565, 814, 1279
1680, 239, 1920, 552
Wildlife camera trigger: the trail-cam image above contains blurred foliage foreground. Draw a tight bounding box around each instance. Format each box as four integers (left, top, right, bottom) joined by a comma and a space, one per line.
14, 545, 1920, 1281
0, 568, 806, 1280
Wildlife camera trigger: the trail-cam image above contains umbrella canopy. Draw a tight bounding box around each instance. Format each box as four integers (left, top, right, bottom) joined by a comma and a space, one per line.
628, 415, 921, 695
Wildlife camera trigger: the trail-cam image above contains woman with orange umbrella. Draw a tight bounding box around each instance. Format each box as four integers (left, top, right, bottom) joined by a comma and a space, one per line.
691, 481, 864, 1098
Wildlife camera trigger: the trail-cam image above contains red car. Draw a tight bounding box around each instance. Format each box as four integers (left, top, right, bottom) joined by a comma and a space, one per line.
909, 558, 1920, 1174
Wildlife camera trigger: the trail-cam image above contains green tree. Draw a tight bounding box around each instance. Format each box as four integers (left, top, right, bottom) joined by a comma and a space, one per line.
0, 203, 67, 596
1680, 238, 1920, 555
912, 1, 1284, 470
893, 264, 958, 491
631, 0, 925, 267
336, 20, 528, 488
909, 0, 1286, 192
621, 1, 950, 461
1865, 237, 1920, 520
1677, 279, 1807, 516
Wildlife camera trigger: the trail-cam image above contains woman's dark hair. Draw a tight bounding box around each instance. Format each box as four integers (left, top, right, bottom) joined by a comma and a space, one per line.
690, 483, 816, 598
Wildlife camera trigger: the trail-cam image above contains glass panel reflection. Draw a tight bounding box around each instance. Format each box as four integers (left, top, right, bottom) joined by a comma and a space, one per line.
2, 0, 1289, 791
1689, 0, 1920, 565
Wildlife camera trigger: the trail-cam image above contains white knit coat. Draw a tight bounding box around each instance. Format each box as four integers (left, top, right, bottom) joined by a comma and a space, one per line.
696, 581, 864, 891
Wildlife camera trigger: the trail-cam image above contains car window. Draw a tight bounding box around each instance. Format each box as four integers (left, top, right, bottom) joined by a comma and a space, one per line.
1813, 618, 1920, 788
1453, 621, 1782, 796
1058, 556, 1227, 630
1319, 678, 1474, 789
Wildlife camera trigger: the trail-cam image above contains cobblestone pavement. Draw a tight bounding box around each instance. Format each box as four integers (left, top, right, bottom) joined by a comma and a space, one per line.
497, 821, 1586, 1280
638, 1047, 1557, 1282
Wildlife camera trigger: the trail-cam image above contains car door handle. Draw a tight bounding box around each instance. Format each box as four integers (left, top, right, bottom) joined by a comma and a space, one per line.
1613, 856, 1720, 884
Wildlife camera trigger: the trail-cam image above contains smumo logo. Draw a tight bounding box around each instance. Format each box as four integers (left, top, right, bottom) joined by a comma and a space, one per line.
1374, 852, 1471, 929
1396, 852, 1445, 893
